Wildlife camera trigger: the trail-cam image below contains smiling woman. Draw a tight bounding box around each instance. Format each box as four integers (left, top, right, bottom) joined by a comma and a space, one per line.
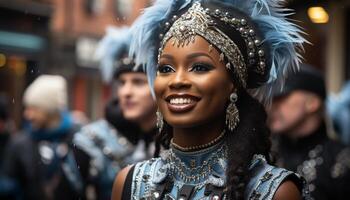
112, 0, 309, 200
156, 36, 232, 131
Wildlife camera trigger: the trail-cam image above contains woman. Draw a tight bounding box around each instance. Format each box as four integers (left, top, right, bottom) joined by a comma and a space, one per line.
113, 0, 309, 199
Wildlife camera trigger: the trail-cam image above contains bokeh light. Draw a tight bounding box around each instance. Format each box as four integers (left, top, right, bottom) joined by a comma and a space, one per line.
308, 6, 329, 24
0, 53, 6, 68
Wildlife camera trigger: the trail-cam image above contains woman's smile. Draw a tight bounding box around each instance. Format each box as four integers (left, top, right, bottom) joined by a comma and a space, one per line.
165, 93, 201, 113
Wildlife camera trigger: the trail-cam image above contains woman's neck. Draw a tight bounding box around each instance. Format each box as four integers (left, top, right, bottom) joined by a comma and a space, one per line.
172, 119, 225, 148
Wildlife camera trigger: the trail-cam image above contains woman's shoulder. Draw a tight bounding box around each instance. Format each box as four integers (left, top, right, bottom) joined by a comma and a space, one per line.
112, 165, 133, 200
245, 155, 310, 200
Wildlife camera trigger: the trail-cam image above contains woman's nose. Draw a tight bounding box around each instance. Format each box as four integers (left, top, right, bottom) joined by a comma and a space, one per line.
168, 69, 191, 90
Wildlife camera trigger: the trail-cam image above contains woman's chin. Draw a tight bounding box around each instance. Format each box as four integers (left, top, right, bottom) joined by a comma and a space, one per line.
166, 118, 203, 129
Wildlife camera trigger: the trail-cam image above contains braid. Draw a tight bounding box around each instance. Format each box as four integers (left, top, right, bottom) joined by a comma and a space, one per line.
226, 90, 271, 199
154, 121, 173, 157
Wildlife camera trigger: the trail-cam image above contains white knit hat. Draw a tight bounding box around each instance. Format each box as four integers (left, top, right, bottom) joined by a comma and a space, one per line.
23, 75, 68, 112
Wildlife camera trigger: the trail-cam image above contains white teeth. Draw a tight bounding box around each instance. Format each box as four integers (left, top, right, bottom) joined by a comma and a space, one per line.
170, 98, 193, 105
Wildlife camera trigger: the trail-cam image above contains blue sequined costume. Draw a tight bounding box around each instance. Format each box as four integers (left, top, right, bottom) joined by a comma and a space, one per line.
129, 141, 309, 199
74, 119, 154, 199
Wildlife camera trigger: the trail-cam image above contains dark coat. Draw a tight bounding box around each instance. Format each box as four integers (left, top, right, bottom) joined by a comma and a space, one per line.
2, 130, 90, 200
275, 123, 350, 200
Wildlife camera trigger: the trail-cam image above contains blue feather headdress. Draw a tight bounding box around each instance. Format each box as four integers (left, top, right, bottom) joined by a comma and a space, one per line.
129, 0, 306, 103
95, 26, 132, 83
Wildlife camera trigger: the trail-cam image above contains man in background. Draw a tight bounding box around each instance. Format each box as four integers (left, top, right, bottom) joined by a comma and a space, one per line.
2, 75, 90, 200
73, 26, 157, 200
269, 64, 350, 200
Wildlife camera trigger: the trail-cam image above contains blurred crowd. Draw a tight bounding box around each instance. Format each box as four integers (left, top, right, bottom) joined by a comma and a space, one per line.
0, 13, 350, 200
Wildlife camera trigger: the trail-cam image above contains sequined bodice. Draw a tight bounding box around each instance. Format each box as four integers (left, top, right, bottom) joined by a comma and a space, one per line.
130, 142, 310, 200
160, 142, 227, 185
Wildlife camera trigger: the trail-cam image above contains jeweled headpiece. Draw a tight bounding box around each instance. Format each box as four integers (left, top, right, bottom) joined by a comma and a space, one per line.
159, 2, 249, 87
130, 0, 306, 103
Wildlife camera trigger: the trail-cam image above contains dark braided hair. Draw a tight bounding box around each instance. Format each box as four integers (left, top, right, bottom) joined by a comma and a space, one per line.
153, 89, 271, 199
225, 89, 271, 199
154, 121, 172, 157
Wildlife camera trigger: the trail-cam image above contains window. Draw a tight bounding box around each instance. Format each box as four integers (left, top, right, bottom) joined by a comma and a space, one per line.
114, 0, 134, 20
85, 0, 105, 15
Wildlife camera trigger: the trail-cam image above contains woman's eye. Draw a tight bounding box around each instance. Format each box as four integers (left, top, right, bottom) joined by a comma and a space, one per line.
189, 63, 213, 72
157, 65, 175, 74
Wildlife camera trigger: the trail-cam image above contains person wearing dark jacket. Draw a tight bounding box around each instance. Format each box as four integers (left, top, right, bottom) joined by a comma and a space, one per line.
269, 64, 350, 200
2, 75, 90, 200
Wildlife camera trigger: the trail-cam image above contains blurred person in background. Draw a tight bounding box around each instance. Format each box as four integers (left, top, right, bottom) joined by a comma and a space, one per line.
0, 93, 18, 198
73, 26, 157, 200
268, 64, 350, 200
2, 75, 90, 200
0, 94, 13, 168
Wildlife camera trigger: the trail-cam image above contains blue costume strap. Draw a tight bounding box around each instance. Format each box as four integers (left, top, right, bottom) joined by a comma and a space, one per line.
131, 161, 147, 199
246, 165, 292, 199
131, 158, 165, 199
245, 155, 310, 200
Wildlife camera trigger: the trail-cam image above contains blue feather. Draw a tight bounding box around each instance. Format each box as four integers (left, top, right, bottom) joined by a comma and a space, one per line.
129, 0, 193, 97
129, 0, 306, 103
95, 26, 131, 83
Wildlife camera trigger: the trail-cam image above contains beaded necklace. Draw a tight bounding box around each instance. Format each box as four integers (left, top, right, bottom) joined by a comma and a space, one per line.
163, 141, 227, 185
170, 130, 226, 152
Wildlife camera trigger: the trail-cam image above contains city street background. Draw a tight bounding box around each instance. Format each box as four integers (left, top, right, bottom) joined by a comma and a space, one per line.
0, 0, 349, 127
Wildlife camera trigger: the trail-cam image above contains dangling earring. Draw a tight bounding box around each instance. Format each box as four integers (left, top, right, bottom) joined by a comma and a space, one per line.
156, 109, 164, 133
226, 92, 239, 131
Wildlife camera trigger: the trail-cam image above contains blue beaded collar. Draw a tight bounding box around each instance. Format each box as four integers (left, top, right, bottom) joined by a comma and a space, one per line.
152, 140, 227, 188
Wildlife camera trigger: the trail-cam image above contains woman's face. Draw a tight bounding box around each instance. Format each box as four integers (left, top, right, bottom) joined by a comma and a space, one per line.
155, 36, 234, 128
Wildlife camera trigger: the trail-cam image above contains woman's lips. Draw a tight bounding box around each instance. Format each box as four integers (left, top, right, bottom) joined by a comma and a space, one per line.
165, 95, 200, 113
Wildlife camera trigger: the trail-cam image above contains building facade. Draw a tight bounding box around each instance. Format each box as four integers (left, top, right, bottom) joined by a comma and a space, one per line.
0, 0, 52, 126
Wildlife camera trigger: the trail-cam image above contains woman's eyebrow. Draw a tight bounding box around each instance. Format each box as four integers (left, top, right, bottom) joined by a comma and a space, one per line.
160, 54, 174, 60
186, 52, 215, 62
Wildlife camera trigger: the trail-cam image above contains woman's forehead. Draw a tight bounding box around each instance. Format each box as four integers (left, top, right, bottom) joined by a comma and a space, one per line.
161, 35, 221, 60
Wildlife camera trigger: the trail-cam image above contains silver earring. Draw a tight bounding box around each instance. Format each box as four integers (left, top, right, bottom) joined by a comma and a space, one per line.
156, 109, 164, 133
226, 92, 239, 131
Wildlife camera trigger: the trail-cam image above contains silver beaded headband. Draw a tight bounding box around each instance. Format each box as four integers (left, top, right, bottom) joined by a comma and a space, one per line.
158, 2, 267, 88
